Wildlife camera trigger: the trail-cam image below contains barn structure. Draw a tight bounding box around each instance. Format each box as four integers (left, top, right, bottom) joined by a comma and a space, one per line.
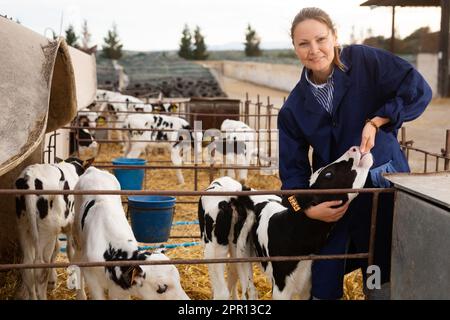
360, 0, 450, 96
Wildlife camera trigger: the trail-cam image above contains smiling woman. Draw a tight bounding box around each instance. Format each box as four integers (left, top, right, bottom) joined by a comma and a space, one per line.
278, 6, 432, 301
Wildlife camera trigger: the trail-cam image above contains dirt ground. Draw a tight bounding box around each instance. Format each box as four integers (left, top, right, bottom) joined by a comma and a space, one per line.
220, 75, 450, 173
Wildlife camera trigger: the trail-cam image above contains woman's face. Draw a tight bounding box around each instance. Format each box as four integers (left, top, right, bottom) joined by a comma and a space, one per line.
292, 19, 337, 75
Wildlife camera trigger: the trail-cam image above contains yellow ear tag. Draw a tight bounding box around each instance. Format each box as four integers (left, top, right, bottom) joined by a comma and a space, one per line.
97, 118, 106, 126
288, 195, 301, 212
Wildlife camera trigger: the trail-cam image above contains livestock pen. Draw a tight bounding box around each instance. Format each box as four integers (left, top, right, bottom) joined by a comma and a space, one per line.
1, 93, 449, 300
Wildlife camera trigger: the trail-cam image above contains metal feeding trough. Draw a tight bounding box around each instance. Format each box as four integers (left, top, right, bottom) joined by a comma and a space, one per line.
385, 172, 450, 300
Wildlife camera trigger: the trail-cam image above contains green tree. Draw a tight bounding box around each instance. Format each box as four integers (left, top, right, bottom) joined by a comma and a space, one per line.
244, 24, 261, 57
102, 23, 123, 60
65, 24, 79, 47
192, 26, 208, 60
178, 24, 193, 59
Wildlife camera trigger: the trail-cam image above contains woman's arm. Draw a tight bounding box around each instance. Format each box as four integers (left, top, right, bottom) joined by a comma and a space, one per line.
370, 47, 433, 132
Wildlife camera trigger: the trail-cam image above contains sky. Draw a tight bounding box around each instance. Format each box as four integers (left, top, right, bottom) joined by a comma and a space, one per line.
1, 0, 442, 51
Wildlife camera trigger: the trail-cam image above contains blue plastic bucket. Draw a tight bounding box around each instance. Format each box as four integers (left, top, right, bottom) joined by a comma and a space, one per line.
112, 158, 146, 190
128, 196, 176, 243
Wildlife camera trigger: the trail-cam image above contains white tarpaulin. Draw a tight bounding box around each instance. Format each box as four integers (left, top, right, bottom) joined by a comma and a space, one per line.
0, 17, 79, 176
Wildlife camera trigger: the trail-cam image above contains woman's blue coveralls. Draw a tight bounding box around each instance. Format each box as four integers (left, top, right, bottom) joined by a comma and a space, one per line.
277, 44, 432, 299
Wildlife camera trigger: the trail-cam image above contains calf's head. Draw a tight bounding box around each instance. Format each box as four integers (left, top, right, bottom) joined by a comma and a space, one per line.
133, 252, 190, 300
288, 146, 373, 212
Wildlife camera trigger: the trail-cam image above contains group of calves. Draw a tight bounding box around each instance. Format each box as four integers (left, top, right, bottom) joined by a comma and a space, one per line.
13, 146, 373, 300
14, 159, 188, 300
78, 89, 270, 185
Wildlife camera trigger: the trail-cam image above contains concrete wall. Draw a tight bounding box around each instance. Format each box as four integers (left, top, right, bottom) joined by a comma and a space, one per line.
204, 55, 438, 98
416, 53, 438, 97
202, 60, 301, 92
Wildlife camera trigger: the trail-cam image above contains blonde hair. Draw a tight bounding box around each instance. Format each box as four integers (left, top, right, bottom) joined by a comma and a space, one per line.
291, 7, 346, 71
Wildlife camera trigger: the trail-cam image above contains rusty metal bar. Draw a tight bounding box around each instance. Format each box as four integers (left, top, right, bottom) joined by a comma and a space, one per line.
169, 235, 201, 239
403, 145, 450, 161
78, 109, 277, 118
401, 127, 406, 154
245, 93, 250, 126
94, 164, 272, 170
194, 163, 198, 191
445, 129, 450, 170
0, 188, 395, 196
68, 126, 267, 134
267, 97, 272, 158
209, 164, 214, 183
171, 201, 198, 204
424, 153, 428, 173
0, 253, 369, 271
368, 192, 380, 267
256, 95, 261, 165
78, 138, 277, 144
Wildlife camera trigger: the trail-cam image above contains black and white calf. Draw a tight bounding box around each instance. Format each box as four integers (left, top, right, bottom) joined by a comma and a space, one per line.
123, 113, 202, 184
14, 158, 89, 299
207, 119, 258, 183
198, 146, 373, 299
72, 167, 189, 300
198, 176, 281, 299
95, 89, 150, 143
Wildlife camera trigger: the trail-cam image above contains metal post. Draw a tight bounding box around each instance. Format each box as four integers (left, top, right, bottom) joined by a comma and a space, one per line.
439, 0, 450, 97
368, 192, 379, 268
245, 92, 250, 126
267, 97, 272, 159
257, 95, 261, 166
424, 153, 428, 173
390, 6, 396, 53
209, 164, 214, 183
401, 127, 406, 149
445, 129, 450, 170
401, 127, 410, 161
194, 164, 198, 191
144, 167, 148, 190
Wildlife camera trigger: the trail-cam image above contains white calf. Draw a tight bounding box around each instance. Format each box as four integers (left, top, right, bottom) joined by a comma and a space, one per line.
14, 158, 88, 299
198, 176, 281, 299
72, 167, 189, 300
199, 146, 374, 299
95, 89, 148, 143
214, 119, 258, 182
123, 114, 202, 184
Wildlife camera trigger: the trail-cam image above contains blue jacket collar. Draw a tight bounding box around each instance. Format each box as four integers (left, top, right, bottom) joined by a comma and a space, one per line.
297, 54, 352, 117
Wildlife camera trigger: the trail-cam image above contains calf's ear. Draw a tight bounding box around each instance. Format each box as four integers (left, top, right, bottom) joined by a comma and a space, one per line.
55, 157, 64, 163
123, 265, 144, 287
131, 265, 144, 284
83, 157, 95, 169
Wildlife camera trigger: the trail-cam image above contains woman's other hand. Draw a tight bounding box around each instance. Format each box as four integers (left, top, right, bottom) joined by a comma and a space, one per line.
360, 116, 390, 153
304, 200, 350, 222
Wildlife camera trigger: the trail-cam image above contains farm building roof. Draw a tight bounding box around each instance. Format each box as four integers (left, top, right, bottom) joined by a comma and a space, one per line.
360, 0, 440, 6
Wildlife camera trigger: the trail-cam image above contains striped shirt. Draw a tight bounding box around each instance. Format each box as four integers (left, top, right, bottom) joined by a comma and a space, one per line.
305, 69, 335, 114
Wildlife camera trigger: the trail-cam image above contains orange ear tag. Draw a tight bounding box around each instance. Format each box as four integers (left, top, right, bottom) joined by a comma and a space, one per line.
288, 195, 301, 212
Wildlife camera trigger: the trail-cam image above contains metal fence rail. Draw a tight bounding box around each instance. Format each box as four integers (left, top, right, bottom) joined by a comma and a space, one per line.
0, 188, 392, 273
